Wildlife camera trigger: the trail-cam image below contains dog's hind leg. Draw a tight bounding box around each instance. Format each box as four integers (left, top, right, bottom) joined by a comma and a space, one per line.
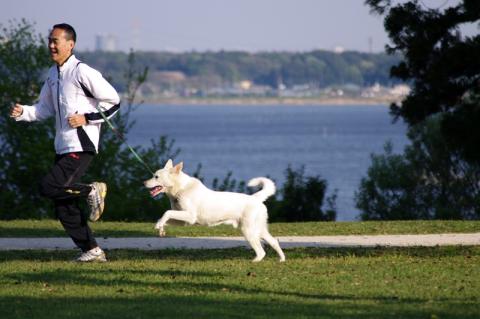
261, 229, 286, 262
241, 224, 266, 262
246, 236, 266, 262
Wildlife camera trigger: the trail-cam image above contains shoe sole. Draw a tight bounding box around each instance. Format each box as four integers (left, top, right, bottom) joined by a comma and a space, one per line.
89, 183, 107, 222
75, 255, 108, 262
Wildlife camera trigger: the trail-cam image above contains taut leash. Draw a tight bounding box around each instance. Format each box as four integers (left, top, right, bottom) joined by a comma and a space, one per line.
94, 102, 155, 175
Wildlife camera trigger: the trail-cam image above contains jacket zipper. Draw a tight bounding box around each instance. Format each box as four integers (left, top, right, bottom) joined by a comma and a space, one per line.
57, 66, 62, 128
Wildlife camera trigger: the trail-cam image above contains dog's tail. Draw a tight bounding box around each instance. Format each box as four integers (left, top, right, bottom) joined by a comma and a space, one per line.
248, 177, 276, 202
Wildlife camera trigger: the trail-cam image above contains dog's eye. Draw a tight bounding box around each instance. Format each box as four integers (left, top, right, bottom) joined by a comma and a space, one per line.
155, 175, 159, 179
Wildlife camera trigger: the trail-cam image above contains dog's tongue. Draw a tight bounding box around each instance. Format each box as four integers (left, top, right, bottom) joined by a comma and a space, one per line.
149, 186, 163, 199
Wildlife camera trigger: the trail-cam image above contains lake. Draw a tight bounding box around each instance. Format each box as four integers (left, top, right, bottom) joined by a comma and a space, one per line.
127, 104, 409, 221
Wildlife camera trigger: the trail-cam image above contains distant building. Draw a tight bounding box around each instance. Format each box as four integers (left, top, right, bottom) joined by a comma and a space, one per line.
333, 46, 345, 54
389, 84, 411, 97
237, 80, 252, 90
95, 34, 117, 52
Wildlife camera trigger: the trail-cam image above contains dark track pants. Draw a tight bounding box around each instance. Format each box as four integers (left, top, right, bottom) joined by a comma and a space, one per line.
39, 152, 97, 252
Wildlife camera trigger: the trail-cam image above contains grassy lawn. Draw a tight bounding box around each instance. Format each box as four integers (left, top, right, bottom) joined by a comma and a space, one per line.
1, 220, 479, 318
0, 219, 479, 237
0, 246, 479, 319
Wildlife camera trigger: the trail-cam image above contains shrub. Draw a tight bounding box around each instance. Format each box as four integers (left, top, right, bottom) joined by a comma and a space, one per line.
355, 115, 480, 220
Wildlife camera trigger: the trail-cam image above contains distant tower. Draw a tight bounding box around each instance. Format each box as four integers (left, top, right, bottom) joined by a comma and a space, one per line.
368, 36, 373, 53
95, 34, 117, 52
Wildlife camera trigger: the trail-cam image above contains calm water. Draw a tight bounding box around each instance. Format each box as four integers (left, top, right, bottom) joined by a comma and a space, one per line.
127, 104, 409, 221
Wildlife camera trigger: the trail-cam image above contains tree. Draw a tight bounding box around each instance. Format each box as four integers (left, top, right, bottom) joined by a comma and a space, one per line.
356, 115, 480, 220
0, 20, 53, 218
269, 166, 337, 222
366, 0, 480, 161
356, 0, 480, 220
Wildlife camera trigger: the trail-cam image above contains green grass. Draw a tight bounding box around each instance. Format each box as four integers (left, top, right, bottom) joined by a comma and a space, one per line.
0, 219, 479, 237
1, 220, 479, 318
1, 246, 479, 318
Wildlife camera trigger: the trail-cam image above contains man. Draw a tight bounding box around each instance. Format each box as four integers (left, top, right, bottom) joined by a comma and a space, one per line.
10, 23, 120, 262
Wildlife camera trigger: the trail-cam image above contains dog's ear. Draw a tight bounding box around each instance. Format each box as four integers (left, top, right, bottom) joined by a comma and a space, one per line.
173, 162, 183, 174
164, 159, 173, 169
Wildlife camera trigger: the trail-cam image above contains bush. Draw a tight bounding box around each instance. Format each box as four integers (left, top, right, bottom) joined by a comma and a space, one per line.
0, 20, 54, 219
355, 115, 480, 220
212, 166, 337, 222
269, 166, 337, 222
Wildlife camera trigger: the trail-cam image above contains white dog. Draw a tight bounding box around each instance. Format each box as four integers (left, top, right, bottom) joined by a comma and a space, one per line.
144, 159, 286, 262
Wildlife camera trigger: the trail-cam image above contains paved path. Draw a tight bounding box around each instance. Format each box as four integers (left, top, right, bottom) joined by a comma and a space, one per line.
0, 233, 479, 250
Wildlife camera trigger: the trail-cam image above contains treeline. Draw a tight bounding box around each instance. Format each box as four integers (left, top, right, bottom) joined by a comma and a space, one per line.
77, 50, 401, 92
356, 0, 480, 220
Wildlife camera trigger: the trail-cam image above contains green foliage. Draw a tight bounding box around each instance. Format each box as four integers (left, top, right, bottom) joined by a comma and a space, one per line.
211, 171, 247, 193
355, 142, 428, 220
269, 166, 337, 222
356, 116, 480, 220
366, 0, 480, 160
211, 166, 337, 222
358, 0, 480, 220
0, 20, 54, 219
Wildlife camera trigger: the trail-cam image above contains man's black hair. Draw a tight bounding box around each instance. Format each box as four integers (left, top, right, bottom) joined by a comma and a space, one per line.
52, 23, 76, 42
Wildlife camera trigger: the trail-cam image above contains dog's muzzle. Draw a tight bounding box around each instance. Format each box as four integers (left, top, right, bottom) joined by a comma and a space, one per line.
148, 186, 164, 200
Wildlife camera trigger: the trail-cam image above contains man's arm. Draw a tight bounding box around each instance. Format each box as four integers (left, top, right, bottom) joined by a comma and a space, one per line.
77, 63, 120, 124
11, 81, 55, 122
9, 103, 23, 118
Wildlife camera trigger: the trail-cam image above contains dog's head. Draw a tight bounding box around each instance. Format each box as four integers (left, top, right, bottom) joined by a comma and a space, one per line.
144, 159, 183, 198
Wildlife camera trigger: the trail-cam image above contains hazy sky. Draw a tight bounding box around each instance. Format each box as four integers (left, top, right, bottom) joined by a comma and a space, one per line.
2, 0, 477, 53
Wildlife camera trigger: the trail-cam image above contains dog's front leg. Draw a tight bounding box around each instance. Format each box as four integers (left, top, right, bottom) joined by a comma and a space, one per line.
154, 221, 167, 237
155, 210, 196, 237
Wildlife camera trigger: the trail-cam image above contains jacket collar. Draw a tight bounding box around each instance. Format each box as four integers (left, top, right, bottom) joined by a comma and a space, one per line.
57, 54, 77, 71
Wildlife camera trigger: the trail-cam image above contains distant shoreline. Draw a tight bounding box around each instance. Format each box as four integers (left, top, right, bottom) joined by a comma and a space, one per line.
139, 96, 400, 106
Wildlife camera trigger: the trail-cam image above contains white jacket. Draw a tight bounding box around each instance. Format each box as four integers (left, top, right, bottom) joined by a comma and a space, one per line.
16, 54, 120, 154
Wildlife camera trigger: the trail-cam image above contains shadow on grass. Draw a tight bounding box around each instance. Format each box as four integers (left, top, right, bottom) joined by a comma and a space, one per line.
4, 266, 475, 304
1, 246, 478, 263
0, 227, 155, 238
1, 248, 479, 318
0, 294, 478, 319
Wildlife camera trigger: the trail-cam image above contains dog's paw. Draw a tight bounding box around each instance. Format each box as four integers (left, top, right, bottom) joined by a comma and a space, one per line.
252, 251, 266, 262
158, 228, 166, 237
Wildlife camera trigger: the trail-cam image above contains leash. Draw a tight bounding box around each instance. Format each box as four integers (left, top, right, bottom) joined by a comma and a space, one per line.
94, 102, 155, 175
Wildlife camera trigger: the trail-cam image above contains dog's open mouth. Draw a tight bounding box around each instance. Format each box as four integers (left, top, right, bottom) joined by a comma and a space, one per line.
149, 186, 164, 198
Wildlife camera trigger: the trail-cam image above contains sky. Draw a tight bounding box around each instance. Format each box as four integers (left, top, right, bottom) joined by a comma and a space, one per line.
2, 0, 478, 53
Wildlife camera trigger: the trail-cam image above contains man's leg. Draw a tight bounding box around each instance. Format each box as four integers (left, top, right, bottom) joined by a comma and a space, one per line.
39, 152, 98, 252
55, 198, 98, 251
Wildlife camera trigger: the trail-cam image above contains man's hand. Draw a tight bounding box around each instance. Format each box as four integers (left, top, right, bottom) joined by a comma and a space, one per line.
10, 103, 23, 118
68, 113, 87, 128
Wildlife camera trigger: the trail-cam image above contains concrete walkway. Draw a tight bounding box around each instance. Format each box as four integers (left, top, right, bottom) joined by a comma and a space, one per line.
0, 233, 479, 250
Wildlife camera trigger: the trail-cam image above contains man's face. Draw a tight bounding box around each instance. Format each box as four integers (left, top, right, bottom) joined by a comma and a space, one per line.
48, 28, 74, 65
